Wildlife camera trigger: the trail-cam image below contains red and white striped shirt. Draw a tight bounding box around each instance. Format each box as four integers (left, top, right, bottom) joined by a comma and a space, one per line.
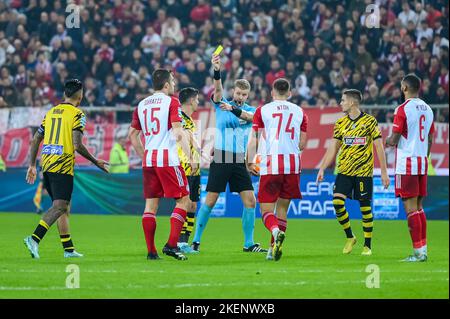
252, 100, 308, 175
131, 92, 182, 167
393, 98, 435, 175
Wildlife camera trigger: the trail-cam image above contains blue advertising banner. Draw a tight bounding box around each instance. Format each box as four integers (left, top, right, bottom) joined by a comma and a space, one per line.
0, 169, 447, 220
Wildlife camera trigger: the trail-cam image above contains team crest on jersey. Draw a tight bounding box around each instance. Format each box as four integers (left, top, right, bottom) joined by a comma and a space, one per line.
343, 137, 366, 145
42, 144, 64, 155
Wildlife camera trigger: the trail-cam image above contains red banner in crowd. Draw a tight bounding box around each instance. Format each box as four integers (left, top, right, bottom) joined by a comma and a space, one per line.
1, 108, 448, 174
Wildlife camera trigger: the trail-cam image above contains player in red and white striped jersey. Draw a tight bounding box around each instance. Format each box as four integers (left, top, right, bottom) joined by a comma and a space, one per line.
386, 73, 435, 262
247, 78, 308, 261
128, 69, 191, 261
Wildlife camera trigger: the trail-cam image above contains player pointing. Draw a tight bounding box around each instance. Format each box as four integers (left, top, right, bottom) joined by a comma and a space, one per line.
316, 89, 389, 256
386, 74, 434, 262
247, 78, 308, 261
24, 79, 109, 259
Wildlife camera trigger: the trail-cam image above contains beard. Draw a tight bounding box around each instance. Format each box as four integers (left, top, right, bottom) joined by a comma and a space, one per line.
401, 91, 405, 102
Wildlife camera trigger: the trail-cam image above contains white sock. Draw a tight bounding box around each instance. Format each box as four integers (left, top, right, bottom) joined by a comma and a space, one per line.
271, 228, 279, 239
421, 245, 428, 255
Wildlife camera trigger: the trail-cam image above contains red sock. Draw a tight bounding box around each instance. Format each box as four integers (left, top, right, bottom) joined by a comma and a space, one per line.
418, 209, 427, 246
262, 212, 279, 234
271, 218, 287, 245
142, 212, 157, 254
167, 207, 187, 247
407, 211, 423, 249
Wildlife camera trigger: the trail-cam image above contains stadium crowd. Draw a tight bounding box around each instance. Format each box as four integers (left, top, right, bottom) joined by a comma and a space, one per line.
0, 0, 448, 123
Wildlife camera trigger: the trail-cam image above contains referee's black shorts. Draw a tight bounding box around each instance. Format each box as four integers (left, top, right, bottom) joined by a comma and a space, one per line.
42, 172, 73, 202
187, 175, 201, 202
206, 149, 254, 194
333, 173, 373, 200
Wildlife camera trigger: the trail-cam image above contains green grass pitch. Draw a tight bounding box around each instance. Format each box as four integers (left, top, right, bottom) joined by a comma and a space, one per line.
0, 212, 448, 298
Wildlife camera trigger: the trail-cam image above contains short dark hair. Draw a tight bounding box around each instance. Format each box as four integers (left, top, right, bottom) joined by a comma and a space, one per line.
273, 78, 290, 96
402, 73, 421, 93
152, 69, 172, 90
64, 79, 83, 98
179, 87, 199, 104
343, 88, 363, 103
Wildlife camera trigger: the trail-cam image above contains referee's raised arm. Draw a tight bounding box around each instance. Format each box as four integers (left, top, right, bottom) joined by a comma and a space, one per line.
211, 54, 223, 103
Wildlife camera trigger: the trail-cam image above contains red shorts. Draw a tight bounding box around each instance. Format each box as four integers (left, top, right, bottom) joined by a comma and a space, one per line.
142, 166, 189, 199
395, 174, 427, 198
258, 174, 302, 203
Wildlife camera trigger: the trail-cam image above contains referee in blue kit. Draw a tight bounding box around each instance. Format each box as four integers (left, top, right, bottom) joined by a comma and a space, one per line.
191, 53, 267, 253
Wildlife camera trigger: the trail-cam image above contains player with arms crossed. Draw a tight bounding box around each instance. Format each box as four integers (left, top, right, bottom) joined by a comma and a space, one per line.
24, 79, 109, 259
386, 74, 434, 262
192, 50, 266, 253
247, 78, 308, 261
128, 69, 191, 261
176, 87, 201, 254
316, 89, 389, 256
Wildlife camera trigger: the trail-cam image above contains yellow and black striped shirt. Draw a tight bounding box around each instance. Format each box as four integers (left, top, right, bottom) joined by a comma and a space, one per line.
38, 103, 86, 176
178, 111, 200, 176
333, 112, 381, 177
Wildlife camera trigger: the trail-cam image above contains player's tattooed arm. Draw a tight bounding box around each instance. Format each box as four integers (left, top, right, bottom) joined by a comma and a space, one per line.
385, 132, 401, 147
29, 130, 44, 167
73, 130, 109, 172
26, 130, 44, 184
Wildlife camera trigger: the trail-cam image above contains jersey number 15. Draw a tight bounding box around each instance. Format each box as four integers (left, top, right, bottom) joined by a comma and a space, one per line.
143, 108, 160, 136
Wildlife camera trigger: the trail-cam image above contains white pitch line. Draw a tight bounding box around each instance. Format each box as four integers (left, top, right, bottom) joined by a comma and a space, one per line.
0, 278, 447, 292
0, 269, 448, 274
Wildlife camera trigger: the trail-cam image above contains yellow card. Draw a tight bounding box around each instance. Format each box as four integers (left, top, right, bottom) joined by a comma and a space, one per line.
213, 45, 224, 56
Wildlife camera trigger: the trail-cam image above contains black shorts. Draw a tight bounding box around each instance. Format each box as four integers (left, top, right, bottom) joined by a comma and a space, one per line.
43, 172, 73, 202
333, 173, 373, 200
187, 175, 201, 202
206, 151, 254, 193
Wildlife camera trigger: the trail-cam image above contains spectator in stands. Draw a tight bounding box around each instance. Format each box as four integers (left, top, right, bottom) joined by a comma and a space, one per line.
0, 0, 445, 116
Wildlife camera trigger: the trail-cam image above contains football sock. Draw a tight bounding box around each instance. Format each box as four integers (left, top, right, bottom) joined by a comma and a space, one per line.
262, 211, 279, 236
407, 210, 423, 252
179, 212, 195, 243
193, 204, 212, 243
360, 200, 373, 249
271, 218, 287, 245
32, 220, 49, 244
167, 207, 187, 247
418, 208, 427, 250
242, 207, 256, 248
333, 197, 353, 238
142, 212, 157, 254
60, 234, 74, 252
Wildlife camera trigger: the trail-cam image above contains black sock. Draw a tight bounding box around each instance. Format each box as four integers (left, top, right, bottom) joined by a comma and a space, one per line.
60, 234, 74, 252
32, 220, 50, 243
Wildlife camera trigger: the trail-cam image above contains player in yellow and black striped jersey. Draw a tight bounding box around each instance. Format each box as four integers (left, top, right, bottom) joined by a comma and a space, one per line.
23, 79, 109, 259
39, 102, 86, 175
317, 89, 389, 256
176, 87, 201, 254
333, 109, 381, 177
